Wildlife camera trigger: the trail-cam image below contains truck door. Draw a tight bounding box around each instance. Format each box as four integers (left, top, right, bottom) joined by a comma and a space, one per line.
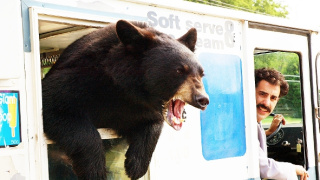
313, 36, 320, 179
247, 22, 318, 179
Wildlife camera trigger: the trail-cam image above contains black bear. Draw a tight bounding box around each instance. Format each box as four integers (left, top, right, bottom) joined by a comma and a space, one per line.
42, 20, 209, 180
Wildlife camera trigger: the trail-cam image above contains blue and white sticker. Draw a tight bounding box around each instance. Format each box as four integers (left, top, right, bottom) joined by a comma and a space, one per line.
0, 91, 21, 147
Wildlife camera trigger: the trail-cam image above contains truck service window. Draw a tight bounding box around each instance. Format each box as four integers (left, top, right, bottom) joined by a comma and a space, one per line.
254, 50, 305, 167
39, 20, 137, 180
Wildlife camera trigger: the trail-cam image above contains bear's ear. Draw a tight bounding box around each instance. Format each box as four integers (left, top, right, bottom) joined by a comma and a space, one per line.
178, 28, 197, 52
116, 20, 154, 52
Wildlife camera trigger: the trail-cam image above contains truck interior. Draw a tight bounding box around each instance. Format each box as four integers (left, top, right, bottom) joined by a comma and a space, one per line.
39, 20, 134, 180
254, 50, 306, 168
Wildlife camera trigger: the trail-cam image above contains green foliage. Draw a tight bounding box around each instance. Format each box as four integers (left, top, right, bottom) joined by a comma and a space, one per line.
263, 116, 302, 125
254, 52, 300, 75
185, 0, 288, 18
254, 52, 302, 120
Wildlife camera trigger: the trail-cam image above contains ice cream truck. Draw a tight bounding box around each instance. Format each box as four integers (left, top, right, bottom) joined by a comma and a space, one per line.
1, 0, 320, 179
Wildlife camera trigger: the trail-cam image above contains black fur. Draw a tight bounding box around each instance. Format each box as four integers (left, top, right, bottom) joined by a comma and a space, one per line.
42, 20, 207, 179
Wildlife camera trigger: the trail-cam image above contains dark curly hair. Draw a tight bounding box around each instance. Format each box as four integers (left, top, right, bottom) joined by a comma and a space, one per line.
255, 68, 289, 98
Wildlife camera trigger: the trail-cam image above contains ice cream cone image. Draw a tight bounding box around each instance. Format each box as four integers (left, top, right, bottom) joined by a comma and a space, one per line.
8, 97, 17, 138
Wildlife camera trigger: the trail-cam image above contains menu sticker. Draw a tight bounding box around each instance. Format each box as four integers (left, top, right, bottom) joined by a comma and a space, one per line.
0, 91, 21, 147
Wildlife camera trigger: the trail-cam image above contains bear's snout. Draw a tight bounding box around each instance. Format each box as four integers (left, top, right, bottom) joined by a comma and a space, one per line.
195, 94, 209, 110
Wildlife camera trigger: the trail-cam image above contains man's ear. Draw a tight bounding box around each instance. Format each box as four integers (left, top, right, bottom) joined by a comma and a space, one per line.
116, 20, 155, 52
177, 28, 197, 52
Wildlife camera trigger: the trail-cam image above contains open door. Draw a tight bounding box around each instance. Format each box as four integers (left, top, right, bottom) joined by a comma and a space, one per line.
314, 51, 320, 179
247, 22, 317, 178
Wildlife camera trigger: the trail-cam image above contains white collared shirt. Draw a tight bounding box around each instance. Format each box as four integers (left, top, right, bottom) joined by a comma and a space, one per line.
257, 122, 297, 180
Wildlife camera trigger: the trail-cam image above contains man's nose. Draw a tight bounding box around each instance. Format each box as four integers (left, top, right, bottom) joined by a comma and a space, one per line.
262, 97, 271, 106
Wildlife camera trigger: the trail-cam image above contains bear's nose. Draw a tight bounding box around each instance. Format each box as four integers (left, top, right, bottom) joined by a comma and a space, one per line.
195, 94, 209, 109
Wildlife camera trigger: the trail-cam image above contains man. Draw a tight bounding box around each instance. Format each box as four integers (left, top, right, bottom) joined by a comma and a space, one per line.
255, 68, 308, 180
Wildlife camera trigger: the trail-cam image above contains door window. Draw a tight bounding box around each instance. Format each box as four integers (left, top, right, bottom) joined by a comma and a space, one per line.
254, 50, 305, 166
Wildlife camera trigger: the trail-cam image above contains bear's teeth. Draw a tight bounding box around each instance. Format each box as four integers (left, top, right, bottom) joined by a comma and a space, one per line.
172, 97, 182, 101
172, 116, 183, 124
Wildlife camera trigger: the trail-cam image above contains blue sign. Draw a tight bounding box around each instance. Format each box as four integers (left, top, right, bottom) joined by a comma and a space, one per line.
0, 91, 21, 147
199, 53, 246, 160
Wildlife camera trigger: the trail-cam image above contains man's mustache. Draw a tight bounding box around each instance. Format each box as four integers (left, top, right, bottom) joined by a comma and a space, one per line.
257, 104, 271, 113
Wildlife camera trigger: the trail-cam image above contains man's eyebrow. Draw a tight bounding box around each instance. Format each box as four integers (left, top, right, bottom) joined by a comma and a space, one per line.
258, 90, 267, 94
258, 91, 279, 98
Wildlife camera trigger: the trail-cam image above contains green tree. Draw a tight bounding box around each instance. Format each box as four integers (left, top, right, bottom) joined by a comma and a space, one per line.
185, 0, 288, 18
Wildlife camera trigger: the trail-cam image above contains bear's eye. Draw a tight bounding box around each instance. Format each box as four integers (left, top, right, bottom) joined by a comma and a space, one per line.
176, 64, 189, 75
177, 65, 188, 75
176, 68, 183, 75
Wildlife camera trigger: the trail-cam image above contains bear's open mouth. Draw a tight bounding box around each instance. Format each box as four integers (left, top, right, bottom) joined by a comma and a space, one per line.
165, 98, 186, 131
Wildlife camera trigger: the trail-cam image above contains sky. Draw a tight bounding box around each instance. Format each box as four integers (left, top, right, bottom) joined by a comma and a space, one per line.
277, 0, 320, 27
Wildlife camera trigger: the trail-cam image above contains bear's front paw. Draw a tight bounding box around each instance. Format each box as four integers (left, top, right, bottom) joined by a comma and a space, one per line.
124, 156, 149, 180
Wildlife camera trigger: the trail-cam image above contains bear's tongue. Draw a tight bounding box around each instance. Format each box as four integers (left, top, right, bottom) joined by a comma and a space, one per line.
170, 99, 185, 131
173, 100, 185, 119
